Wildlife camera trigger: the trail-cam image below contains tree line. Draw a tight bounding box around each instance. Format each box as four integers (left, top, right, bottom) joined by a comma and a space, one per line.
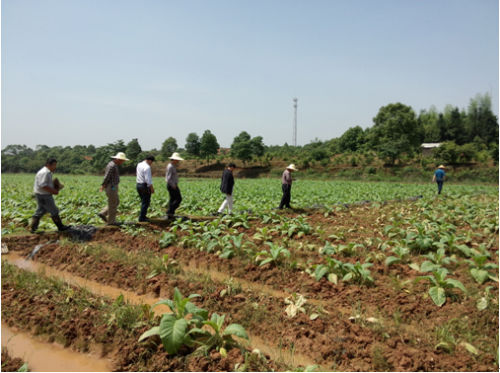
2, 93, 498, 174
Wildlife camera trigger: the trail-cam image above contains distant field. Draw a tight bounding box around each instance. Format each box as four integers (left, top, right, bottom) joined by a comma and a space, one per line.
1, 173, 497, 232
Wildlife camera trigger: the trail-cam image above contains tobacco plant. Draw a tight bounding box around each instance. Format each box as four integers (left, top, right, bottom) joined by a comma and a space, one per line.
416, 268, 467, 307
139, 288, 208, 354
255, 242, 290, 267
189, 313, 248, 355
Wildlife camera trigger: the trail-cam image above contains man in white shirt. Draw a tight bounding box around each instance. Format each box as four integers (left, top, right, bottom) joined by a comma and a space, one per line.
31, 158, 70, 233
136, 155, 155, 222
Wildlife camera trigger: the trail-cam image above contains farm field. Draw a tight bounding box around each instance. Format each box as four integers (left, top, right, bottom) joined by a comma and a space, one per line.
1, 174, 499, 371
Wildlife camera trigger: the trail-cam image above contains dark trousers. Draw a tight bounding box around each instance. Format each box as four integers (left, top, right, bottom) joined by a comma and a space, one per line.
279, 184, 292, 209
136, 183, 151, 221
167, 184, 182, 215
436, 181, 443, 194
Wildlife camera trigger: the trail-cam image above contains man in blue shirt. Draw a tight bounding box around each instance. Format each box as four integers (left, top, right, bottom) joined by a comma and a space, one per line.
432, 165, 446, 194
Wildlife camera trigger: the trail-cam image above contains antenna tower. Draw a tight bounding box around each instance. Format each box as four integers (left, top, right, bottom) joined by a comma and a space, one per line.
293, 98, 298, 146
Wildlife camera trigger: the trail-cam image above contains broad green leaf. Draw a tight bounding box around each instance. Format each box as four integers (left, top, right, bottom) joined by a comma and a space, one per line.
408, 262, 420, 271
138, 326, 160, 342
159, 314, 189, 354
470, 268, 489, 284
445, 279, 467, 293
223, 323, 249, 339
429, 286, 446, 307
384, 256, 400, 266
259, 258, 273, 266
420, 261, 438, 273
152, 299, 175, 312
327, 273, 338, 284
314, 265, 328, 281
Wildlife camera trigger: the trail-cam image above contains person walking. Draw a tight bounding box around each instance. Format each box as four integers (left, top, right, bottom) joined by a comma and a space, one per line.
30, 158, 70, 233
278, 164, 298, 209
432, 165, 446, 195
136, 155, 155, 222
166, 152, 184, 218
98, 152, 129, 225
217, 162, 236, 215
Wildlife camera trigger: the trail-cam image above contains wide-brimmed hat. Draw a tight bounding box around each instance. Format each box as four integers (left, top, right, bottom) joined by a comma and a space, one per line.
111, 152, 129, 161
286, 164, 298, 171
170, 152, 184, 161
438, 165, 445, 169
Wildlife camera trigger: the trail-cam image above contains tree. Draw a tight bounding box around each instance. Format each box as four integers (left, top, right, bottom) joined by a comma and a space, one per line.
200, 130, 219, 162
370, 103, 420, 165
231, 131, 252, 163
126, 138, 142, 161
185, 133, 201, 157
338, 126, 365, 152
466, 93, 498, 146
250, 136, 265, 158
161, 137, 178, 159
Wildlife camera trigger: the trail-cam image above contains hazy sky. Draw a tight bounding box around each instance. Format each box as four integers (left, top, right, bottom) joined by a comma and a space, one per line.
2, 0, 498, 150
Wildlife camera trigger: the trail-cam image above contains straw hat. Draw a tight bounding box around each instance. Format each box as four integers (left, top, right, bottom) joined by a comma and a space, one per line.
170, 152, 184, 161
438, 165, 445, 169
286, 164, 298, 171
111, 152, 129, 161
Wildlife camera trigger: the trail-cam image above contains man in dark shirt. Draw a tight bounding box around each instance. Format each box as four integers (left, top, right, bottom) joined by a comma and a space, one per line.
99, 152, 129, 225
217, 162, 236, 215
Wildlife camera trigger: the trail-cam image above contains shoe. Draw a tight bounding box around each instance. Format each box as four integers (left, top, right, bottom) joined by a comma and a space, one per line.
138, 217, 150, 222
98, 213, 107, 223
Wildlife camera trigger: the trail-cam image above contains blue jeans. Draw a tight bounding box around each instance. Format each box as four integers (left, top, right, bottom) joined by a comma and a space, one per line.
436, 181, 443, 194
136, 183, 151, 221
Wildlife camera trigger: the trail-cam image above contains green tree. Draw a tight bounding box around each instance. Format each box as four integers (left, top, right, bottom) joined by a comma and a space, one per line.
185, 133, 201, 157
161, 137, 178, 159
370, 103, 420, 165
466, 93, 498, 146
126, 138, 142, 161
231, 131, 253, 164
338, 126, 365, 152
250, 136, 265, 158
200, 130, 219, 163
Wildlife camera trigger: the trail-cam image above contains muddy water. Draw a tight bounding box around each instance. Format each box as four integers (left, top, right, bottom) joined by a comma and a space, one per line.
2, 323, 111, 372
3, 254, 319, 368
2, 253, 171, 315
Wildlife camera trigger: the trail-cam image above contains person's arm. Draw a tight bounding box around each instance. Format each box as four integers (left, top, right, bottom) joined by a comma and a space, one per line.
432, 174, 436, 182
146, 166, 154, 193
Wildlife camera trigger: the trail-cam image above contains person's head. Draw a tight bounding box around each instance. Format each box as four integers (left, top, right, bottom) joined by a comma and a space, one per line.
111, 152, 129, 165
145, 155, 155, 165
438, 165, 445, 170
45, 158, 57, 172
227, 162, 236, 171
286, 163, 298, 172
170, 152, 184, 165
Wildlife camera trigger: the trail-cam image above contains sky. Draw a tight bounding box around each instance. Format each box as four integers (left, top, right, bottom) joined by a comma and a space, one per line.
1, 0, 498, 150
